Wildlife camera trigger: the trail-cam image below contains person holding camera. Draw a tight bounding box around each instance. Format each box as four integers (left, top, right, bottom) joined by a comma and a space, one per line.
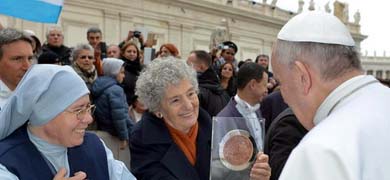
120, 42, 143, 106
119, 30, 145, 50
212, 41, 239, 73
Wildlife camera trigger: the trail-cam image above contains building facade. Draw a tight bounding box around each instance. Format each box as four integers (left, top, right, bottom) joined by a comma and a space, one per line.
1, 0, 387, 74
361, 54, 390, 80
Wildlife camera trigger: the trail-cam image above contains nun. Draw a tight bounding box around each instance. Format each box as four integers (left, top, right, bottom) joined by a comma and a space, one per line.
0, 65, 136, 180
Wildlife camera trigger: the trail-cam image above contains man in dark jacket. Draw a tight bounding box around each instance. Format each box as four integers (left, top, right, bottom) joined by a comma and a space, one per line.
264, 108, 307, 180
260, 91, 289, 133
214, 62, 271, 180
41, 25, 72, 65
187, 50, 229, 117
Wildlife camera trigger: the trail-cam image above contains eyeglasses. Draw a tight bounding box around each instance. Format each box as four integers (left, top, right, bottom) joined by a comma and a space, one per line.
65, 104, 96, 121
79, 55, 94, 60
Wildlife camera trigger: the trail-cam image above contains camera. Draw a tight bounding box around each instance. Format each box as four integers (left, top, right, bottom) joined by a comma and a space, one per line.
133, 31, 141, 38
217, 44, 229, 50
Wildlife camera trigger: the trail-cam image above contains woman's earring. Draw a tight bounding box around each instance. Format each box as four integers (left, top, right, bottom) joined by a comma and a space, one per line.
156, 112, 163, 118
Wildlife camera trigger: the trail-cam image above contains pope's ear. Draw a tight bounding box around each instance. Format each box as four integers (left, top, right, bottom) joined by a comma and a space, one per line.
294, 61, 312, 95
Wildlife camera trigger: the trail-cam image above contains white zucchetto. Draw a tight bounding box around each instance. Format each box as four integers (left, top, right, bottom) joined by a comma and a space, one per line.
278, 11, 355, 46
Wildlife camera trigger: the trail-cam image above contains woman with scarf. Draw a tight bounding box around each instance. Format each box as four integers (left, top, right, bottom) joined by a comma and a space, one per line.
130, 57, 270, 180
71, 43, 98, 91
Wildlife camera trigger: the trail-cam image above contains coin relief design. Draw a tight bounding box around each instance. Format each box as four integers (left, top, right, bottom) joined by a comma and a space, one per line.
219, 129, 254, 171
223, 135, 253, 165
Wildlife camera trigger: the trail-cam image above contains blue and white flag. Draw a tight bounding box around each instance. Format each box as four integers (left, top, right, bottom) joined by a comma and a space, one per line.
0, 0, 64, 23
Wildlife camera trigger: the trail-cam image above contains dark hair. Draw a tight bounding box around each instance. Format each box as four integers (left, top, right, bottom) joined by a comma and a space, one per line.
238, 61, 246, 68
255, 54, 269, 63
219, 62, 237, 96
0, 28, 33, 60
87, 27, 102, 36
219, 62, 236, 79
190, 50, 212, 67
237, 62, 266, 89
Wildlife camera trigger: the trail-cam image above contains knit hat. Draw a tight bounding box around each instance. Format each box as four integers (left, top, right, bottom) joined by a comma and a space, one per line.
277, 11, 355, 46
103, 58, 124, 77
0, 64, 89, 140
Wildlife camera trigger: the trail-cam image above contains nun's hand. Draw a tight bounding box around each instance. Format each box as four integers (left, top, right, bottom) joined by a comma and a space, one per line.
53, 168, 87, 180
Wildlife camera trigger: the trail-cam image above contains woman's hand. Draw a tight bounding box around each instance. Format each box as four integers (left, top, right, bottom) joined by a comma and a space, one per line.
250, 152, 271, 180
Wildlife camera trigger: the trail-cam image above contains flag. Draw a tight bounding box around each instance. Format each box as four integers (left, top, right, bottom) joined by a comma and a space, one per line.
0, 0, 64, 23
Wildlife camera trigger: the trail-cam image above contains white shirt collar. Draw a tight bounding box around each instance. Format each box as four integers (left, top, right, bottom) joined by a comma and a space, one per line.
234, 94, 264, 150
234, 94, 260, 113
313, 75, 378, 125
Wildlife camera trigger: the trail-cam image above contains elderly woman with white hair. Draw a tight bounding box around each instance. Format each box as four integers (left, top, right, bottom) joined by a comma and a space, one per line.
131, 57, 271, 180
130, 57, 211, 180
71, 43, 98, 90
0, 65, 135, 180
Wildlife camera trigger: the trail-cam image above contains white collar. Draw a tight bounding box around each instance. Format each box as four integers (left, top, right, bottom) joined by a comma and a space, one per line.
234, 94, 260, 113
0, 79, 12, 98
0, 80, 13, 110
313, 75, 378, 125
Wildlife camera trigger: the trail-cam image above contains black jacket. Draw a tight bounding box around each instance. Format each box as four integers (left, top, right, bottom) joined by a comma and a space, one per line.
122, 59, 142, 105
260, 91, 289, 133
130, 108, 212, 180
41, 44, 72, 65
264, 108, 308, 180
198, 68, 230, 117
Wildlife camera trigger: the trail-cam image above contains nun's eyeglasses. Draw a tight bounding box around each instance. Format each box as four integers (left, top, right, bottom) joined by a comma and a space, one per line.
65, 104, 96, 120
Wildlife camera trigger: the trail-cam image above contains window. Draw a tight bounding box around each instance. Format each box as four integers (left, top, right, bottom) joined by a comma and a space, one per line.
376, 70, 383, 79
386, 71, 390, 80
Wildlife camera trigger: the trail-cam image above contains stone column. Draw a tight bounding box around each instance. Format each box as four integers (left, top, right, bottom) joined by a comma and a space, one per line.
168, 21, 182, 54
119, 13, 135, 43
181, 23, 194, 57
103, 9, 120, 44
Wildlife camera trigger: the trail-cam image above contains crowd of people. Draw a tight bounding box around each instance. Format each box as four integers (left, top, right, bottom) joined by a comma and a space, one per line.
0, 10, 389, 180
